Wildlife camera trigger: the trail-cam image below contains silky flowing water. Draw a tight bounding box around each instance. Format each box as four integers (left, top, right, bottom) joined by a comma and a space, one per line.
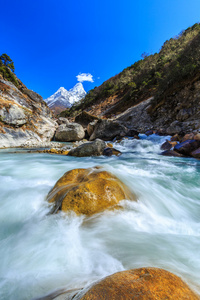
0, 135, 200, 299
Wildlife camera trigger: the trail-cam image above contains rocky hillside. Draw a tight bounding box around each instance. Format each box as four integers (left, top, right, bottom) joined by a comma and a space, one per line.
62, 23, 200, 134
0, 56, 57, 148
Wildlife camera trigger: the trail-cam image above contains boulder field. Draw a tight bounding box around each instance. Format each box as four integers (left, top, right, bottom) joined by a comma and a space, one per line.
47, 167, 136, 216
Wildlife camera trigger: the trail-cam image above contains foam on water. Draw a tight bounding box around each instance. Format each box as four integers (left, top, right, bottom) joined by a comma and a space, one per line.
0, 136, 200, 299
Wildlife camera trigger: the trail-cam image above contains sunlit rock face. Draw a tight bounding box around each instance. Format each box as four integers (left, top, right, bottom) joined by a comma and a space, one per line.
0, 78, 57, 148
47, 166, 136, 215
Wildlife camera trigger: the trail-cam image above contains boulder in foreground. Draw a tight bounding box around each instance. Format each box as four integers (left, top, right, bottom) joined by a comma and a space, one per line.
47, 167, 135, 215
74, 268, 199, 300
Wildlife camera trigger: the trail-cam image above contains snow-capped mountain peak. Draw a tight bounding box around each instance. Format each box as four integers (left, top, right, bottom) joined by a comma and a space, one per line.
44, 83, 86, 113
69, 82, 85, 94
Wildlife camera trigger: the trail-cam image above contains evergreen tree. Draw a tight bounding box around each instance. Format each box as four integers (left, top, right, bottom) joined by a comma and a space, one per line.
0, 53, 15, 72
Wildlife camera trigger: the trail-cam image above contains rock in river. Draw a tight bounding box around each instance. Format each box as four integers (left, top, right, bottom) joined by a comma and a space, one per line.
103, 147, 122, 156
67, 139, 106, 157
47, 167, 135, 216
174, 139, 200, 156
74, 268, 199, 300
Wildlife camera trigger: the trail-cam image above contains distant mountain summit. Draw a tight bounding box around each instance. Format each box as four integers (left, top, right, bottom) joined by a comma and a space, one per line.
45, 83, 86, 114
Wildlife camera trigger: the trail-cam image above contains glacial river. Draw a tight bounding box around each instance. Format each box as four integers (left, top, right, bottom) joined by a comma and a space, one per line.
0, 135, 200, 299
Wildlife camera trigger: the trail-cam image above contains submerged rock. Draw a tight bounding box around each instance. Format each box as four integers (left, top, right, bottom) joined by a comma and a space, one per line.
74, 268, 199, 300
47, 167, 135, 215
55, 122, 85, 142
67, 139, 106, 157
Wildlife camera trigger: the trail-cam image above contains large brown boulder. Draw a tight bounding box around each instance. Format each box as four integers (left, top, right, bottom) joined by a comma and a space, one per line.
75, 268, 199, 300
47, 167, 135, 215
55, 122, 85, 142
89, 119, 128, 141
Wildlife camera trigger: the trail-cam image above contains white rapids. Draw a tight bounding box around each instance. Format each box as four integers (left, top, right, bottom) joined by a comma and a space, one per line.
0, 135, 200, 299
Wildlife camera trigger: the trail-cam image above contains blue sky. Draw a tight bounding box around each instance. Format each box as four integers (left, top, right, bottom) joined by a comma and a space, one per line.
1, 0, 200, 98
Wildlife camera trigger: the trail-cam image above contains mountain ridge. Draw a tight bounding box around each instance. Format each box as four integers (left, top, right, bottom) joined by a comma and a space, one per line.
45, 83, 86, 114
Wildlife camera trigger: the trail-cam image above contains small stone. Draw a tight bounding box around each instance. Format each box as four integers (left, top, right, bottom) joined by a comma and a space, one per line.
106, 142, 113, 148
103, 147, 122, 157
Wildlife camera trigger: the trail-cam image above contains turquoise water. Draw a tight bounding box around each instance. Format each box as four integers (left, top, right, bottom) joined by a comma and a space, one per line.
0, 135, 200, 299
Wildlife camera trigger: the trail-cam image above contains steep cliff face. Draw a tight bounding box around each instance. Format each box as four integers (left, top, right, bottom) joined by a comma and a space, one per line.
0, 75, 57, 148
